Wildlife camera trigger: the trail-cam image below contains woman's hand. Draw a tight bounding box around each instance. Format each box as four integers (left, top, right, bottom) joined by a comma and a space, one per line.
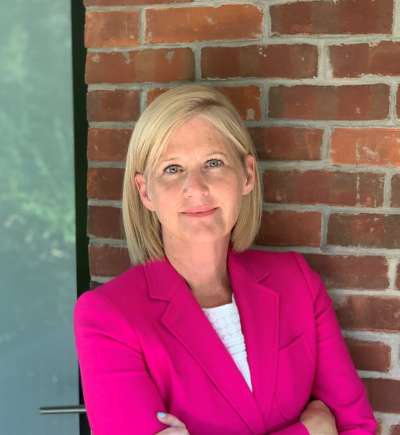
153, 401, 336, 435
300, 400, 338, 435
155, 412, 190, 434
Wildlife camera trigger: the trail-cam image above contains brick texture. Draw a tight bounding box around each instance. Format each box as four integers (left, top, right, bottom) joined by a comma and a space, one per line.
391, 425, 400, 435
86, 49, 195, 83
84, 0, 400, 427
330, 42, 400, 77
328, 213, 400, 248
85, 0, 188, 5
392, 175, 400, 207
345, 338, 391, 372
269, 85, 390, 120
270, 0, 393, 35
264, 170, 384, 207
87, 128, 131, 162
202, 45, 317, 79
89, 245, 130, 276
249, 126, 323, 160
397, 263, 400, 290
334, 295, 400, 332
302, 254, 389, 289
331, 128, 400, 167
88, 206, 123, 239
398, 87, 400, 117
87, 90, 140, 122
145, 5, 263, 43
85, 11, 140, 48
364, 378, 400, 413
255, 210, 321, 247
87, 168, 124, 200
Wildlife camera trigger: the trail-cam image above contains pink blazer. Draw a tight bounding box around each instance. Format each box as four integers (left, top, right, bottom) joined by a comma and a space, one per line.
73, 248, 378, 435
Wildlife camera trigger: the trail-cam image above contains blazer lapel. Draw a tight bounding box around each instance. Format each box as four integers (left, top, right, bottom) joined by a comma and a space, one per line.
144, 248, 280, 434
228, 249, 280, 427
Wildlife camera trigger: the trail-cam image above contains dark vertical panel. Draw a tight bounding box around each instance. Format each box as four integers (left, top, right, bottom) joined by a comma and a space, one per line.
70, 0, 90, 433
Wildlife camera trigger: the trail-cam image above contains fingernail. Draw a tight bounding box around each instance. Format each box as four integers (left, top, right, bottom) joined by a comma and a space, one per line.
157, 411, 166, 419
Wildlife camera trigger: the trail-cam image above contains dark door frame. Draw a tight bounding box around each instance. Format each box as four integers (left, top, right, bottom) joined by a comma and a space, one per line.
71, 1, 90, 434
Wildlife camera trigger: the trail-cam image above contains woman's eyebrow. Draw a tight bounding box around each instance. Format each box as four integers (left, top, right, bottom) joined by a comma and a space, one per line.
159, 151, 229, 163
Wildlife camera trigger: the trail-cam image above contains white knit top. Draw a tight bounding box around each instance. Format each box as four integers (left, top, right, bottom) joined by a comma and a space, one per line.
201, 293, 253, 392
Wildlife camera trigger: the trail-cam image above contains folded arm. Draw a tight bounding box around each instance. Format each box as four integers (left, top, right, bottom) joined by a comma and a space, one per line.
73, 290, 169, 435
293, 252, 378, 435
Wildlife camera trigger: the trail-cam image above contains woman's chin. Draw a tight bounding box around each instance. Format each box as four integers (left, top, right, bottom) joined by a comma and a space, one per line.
179, 229, 231, 244
162, 224, 233, 244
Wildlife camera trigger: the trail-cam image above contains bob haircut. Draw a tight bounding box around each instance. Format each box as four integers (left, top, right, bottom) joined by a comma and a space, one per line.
121, 83, 263, 265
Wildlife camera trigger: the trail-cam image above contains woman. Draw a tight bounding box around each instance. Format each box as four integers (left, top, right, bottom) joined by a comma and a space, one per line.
73, 84, 378, 435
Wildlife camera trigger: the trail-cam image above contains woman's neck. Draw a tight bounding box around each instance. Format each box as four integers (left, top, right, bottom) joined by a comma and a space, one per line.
163, 235, 232, 303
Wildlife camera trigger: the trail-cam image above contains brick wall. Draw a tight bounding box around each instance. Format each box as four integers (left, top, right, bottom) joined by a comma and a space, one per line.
84, 0, 400, 432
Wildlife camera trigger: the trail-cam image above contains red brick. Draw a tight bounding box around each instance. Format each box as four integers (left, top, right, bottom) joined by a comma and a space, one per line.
345, 338, 391, 372
391, 425, 400, 435
303, 253, 389, 289
146, 5, 262, 43
364, 378, 400, 412
398, 87, 400, 118
87, 90, 140, 122
202, 45, 317, 79
269, 85, 389, 120
263, 170, 384, 207
255, 210, 321, 247
86, 49, 195, 84
331, 128, 400, 167
88, 206, 124, 239
89, 245, 130, 277
249, 127, 322, 160
331, 42, 400, 77
334, 295, 400, 332
85, 0, 187, 5
87, 168, 124, 200
147, 85, 261, 121
88, 128, 132, 162
397, 263, 400, 290
392, 174, 400, 207
216, 86, 261, 121
270, 0, 393, 35
328, 213, 400, 249
85, 11, 139, 48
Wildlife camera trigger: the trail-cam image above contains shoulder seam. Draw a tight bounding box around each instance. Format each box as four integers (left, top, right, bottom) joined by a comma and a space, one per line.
79, 283, 146, 356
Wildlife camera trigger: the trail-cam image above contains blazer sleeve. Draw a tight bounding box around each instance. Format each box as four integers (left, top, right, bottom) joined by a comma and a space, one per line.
293, 252, 378, 435
73, 289, 170, 435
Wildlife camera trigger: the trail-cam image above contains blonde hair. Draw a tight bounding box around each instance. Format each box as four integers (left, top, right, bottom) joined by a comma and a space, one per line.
121, 84, 263, 265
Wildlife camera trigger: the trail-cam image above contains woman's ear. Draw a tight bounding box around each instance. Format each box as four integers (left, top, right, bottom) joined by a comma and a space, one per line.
134, 172, 156, 211
242, 154, 256, 195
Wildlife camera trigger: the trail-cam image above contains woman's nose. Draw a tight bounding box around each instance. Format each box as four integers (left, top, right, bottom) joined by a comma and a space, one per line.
182, 170, 209, 198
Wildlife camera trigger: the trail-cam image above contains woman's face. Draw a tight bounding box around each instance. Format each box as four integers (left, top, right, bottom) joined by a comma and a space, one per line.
134, 114, 256, 246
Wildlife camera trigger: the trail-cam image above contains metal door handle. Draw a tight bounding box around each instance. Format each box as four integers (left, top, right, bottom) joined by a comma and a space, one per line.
39, 405, 86, 414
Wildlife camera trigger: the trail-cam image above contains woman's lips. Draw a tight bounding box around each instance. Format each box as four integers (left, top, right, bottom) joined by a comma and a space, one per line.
182, 207, 218, 217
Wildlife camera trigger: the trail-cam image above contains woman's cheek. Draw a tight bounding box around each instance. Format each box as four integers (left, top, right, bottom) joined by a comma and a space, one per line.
155, 178, 181, 193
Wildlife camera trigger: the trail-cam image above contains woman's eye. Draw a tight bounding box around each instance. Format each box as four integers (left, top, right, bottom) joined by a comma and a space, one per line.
163, 164, 181, 174
163, 159, 224, 175
206, 158, 224, 168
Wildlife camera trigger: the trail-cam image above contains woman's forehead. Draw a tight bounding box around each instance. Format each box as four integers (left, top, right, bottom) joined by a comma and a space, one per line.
160, 138, 230, 157
146, 113, 244, 171
161, 121, 232, 155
